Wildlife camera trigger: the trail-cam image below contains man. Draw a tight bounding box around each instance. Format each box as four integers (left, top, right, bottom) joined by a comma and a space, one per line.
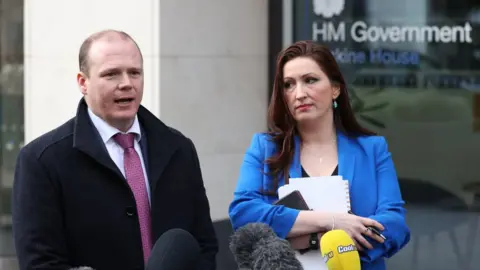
12, 30, 218, 270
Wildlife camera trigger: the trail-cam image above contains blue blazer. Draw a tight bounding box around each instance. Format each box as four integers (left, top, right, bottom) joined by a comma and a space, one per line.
228, 131, 410, 269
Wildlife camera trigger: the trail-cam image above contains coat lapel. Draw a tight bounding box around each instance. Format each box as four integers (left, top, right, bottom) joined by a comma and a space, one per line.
72, 98, 181, 192
72, 99, 124, 179
136, 105, 181, 192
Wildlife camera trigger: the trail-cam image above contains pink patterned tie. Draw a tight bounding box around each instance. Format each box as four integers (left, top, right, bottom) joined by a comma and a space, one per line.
113, 133, 152, 263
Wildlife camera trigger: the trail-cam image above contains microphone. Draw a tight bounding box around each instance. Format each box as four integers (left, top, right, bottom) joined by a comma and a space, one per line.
229, 222, 303, 270
69, 268, 95, 270
320, 229, 361, 270
145, 228, 201, 270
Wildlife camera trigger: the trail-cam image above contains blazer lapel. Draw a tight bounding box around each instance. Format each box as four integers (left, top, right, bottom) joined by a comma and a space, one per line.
288, 133, 356, 182
337, 132, 355, 182
288, 135, 302, 181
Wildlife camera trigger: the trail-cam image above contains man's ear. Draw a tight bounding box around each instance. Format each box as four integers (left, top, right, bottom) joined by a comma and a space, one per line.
77, 72, 88, 95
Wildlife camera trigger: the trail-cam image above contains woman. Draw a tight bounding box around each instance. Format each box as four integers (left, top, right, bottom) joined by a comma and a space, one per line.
228, 41, 410, 269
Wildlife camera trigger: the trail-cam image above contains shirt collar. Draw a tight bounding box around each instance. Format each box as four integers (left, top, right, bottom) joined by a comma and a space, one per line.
87, 108, 142, 143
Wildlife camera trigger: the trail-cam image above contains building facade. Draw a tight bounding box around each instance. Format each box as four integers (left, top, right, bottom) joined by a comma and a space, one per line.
0, 0, 478, 269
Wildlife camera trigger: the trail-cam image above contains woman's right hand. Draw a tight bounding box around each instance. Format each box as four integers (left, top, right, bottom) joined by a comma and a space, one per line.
329, 213, 385, 251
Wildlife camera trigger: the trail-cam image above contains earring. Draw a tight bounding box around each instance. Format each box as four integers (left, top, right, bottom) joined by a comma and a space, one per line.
333, 100, 338, 109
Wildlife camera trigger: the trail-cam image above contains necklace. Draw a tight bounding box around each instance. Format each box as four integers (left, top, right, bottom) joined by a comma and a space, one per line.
301, 138, 337, 164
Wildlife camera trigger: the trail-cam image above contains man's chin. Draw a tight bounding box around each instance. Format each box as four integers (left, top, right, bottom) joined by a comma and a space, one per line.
113, 103, 139, 115
106, 112, 138, 131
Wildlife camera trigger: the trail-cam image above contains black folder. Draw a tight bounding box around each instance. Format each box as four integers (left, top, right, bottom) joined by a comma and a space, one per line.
273, 190, 310, 210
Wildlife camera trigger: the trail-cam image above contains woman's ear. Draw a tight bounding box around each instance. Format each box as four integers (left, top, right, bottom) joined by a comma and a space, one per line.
332, 83, 341, 99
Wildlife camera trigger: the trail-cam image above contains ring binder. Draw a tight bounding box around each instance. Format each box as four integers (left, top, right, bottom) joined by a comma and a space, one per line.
344, 180, 351, 212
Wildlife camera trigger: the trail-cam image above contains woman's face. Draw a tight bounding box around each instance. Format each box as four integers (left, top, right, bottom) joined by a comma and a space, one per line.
282, 56, 340, 123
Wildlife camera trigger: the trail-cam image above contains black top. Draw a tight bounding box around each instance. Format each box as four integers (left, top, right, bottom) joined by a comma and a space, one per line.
301, 165, 339, 177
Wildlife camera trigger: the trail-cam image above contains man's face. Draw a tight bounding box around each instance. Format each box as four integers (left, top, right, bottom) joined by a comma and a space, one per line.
77, 36, 144, 130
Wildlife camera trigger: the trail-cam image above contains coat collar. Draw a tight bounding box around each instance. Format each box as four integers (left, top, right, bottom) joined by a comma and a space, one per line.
73, 98, 180, 191
87, 107, 142, 144
288, 131, 355, 182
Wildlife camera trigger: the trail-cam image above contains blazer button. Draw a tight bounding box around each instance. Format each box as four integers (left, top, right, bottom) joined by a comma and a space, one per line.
126, 206, 136, 217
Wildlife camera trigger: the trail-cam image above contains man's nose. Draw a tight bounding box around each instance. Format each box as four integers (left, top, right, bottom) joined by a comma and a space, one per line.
118, 73, 133, 89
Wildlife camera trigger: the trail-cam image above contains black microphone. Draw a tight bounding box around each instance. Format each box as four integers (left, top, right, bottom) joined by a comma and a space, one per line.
145, 228, 201, 270
229, 222, 303, 270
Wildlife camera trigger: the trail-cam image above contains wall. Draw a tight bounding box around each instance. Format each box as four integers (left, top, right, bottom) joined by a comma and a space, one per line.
158, 0, 268, 221
24, 0, 268, 222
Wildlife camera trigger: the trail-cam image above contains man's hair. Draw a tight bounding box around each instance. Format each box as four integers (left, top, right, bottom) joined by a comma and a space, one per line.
78, 29, 143, 76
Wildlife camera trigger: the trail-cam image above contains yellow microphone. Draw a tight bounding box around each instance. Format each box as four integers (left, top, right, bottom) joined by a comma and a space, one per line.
320, 229, 361, 270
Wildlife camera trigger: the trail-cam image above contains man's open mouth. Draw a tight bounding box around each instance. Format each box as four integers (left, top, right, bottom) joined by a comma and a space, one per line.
115, 98, 134, 104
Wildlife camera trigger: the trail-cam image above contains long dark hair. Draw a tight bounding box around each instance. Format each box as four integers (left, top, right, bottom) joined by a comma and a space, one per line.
264, 40, 375, 195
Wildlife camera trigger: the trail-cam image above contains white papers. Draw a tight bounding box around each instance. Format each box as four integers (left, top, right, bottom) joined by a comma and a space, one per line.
278, 176, 351, 213
278, 176, 351, 270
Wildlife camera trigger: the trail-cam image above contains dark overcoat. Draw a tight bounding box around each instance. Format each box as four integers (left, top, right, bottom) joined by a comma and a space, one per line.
12, 99, 218, 270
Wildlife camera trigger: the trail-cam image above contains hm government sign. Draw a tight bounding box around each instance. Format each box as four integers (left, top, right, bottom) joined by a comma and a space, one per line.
304, 0, 477, 68
313, 21, 473, 44
316, 20, 474, 66
294, 0, 480, 91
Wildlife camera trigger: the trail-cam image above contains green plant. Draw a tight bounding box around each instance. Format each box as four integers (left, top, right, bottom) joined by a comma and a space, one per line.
348, 85, 389, 129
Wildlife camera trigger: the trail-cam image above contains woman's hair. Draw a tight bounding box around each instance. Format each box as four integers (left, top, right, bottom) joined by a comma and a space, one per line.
264, 40, 375, 195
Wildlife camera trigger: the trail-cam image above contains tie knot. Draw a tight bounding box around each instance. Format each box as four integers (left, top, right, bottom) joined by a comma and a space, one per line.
113, 133, 135, 149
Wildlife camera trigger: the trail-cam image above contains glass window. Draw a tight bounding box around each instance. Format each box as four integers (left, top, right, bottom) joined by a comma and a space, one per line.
293, 0, 480, 269
0, 0, 24, 267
